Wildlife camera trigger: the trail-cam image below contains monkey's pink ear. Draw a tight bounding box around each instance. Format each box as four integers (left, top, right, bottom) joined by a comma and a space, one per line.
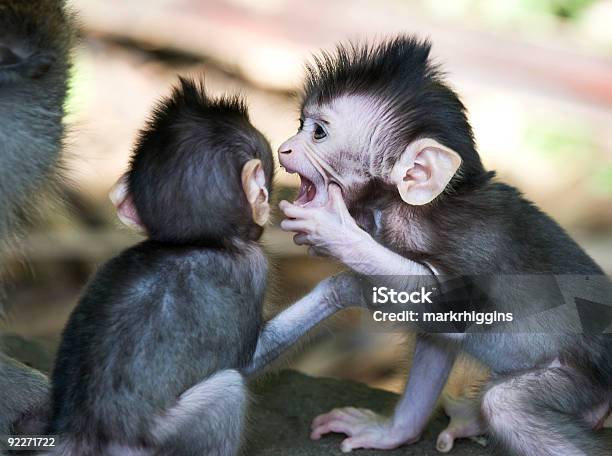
241, 159, 270, 226
390, 138, 461, 205
109, 173, 146, 233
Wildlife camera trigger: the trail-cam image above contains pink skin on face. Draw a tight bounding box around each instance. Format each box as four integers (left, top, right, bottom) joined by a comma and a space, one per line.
278, 185, 366, 260
277, 127, 366, 259
278, 128, 331, 209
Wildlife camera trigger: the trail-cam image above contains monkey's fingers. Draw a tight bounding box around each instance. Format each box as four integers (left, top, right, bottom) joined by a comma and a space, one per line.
340, 435, 378, 453
280, 219, 311, 233
307, 247, 326, 257
311, 409, 352, 429
310, 420, 353, 440
293, 233, 310, 246
327, 183, 349, 213
312, 408, 412, 452
279, 200, 309, 219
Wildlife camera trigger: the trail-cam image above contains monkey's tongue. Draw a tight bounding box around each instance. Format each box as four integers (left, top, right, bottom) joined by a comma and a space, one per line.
295, 176, 317, 206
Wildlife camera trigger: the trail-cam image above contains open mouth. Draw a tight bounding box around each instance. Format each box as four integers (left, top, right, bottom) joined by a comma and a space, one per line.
295, 175, 317, 207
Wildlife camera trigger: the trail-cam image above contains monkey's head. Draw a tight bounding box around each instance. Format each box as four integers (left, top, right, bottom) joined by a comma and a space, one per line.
0, 0, 71, 81
110, 77, 274, 246
278, 35, 489, 209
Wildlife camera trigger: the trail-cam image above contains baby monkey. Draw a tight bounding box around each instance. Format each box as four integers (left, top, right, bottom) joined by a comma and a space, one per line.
48, 78, 274, 456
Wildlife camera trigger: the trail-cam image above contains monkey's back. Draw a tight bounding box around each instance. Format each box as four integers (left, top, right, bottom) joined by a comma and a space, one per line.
372, 181, 612, 379
49, 240, 267, 443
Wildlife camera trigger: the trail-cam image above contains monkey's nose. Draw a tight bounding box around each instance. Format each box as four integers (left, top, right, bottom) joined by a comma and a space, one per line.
279, 149, 292, 154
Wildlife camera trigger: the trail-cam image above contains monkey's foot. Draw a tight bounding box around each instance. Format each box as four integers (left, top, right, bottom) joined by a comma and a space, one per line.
436, 394, 486, 453
310, 407, 418, 453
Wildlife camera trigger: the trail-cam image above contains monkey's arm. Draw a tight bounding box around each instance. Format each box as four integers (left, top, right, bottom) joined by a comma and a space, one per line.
245, 273, 366, 376
388, 336, 455, 438
336, 228, 433, 277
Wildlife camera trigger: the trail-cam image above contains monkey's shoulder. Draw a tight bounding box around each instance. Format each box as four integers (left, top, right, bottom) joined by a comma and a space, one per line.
121, 239, 265, 273
80, 240, 268, 315
427, 182, 602, 274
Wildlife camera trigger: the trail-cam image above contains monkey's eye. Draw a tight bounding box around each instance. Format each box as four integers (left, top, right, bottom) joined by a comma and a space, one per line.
313, 123, 327, 141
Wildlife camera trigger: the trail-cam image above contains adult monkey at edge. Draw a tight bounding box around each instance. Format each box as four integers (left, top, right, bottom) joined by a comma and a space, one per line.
249, 36, 612, 455
0, 0, 73, 435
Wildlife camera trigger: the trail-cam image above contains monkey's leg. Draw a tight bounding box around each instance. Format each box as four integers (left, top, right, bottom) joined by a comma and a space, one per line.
435, 394, 486, 453
311, 335, 455, 452
245, 273, 366, 376
152, 369, 247, 456
0, 353, 49, 435
482, 367, 610, 456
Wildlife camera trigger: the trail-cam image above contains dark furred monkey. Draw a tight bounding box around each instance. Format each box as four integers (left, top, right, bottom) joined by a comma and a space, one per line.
49, 78, 274, 456
0, 0, 72, 239
245, 36, 612, 455
0, 0, 73, 436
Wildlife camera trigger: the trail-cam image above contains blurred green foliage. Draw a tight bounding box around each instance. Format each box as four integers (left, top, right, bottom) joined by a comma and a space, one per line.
527, 0, 597, 19
524, 119, 594, 161
524, 119, 612, 197
424, 0, 598, 22
592, 165, 612, 196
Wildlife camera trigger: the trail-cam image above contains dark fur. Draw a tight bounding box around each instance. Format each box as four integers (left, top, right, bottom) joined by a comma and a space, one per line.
303, 36, 491, 190
49, 79, 273, 455
0, 0, 73, 436
129, 78, 273, 246
301, 36, 611, 454
0, 0, 73, 240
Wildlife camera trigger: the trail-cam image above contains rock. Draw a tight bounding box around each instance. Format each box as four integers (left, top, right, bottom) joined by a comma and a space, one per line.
246, 370, 491, 455
2, 336, 610, 454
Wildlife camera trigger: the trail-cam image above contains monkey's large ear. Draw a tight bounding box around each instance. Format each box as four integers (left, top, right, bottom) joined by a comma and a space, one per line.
390, 138, 461, 205
241, 159, 270, 226
109, 173, 146, 233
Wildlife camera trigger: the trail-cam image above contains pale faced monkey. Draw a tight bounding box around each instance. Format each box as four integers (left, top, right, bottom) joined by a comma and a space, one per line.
0, 0, 73, 436
48, 78, 274, 456
248, 37, 611, 455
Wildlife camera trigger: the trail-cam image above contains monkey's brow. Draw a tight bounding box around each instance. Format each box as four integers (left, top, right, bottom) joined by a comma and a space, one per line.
305, 114, 330, 125
302, 109, 330, 125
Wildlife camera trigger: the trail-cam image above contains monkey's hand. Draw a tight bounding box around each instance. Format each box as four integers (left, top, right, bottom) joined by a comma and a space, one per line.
280, 184, 367, 261
311, 407, 418, 453
280, 184, 433, 277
